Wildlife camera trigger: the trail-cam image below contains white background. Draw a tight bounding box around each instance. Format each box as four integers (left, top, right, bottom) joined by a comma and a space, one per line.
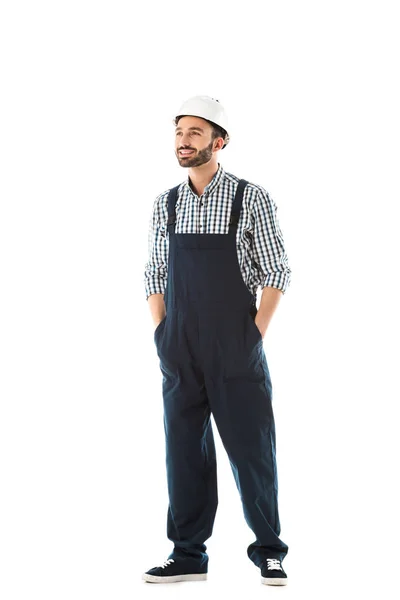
1, 1, 399, 598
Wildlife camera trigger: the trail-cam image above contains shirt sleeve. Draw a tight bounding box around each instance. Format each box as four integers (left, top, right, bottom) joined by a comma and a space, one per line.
144, 194, 169, 300
251, 187, 291, 294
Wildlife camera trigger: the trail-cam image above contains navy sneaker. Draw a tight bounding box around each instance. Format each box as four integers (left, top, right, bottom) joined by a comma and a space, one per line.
260, 558, 288, 586
142, 558, 208, 583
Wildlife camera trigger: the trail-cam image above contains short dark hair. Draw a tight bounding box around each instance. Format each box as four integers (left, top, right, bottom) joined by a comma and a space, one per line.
207, 119, 229, 147
174, 116, 229, 148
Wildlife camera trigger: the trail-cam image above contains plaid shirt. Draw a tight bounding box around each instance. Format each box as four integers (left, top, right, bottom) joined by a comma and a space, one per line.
144, 163, 291, 300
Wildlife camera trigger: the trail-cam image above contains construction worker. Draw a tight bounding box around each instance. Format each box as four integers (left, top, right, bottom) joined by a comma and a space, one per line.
143, 95, 291, 586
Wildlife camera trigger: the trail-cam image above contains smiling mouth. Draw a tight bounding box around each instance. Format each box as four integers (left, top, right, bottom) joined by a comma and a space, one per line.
179, 150, 195, 156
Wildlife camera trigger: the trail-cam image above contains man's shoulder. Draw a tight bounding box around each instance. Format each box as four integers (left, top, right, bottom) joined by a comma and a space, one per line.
224, 171, 269, 198
154, 181, 186, 205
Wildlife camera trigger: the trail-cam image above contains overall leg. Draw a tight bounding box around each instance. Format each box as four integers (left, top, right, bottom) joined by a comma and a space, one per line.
203, 312, 288, 568
157, 315, 218, 567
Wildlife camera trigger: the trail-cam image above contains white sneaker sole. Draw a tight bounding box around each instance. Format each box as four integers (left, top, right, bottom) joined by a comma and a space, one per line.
261, 576, 287, 586
142, 573, 207, 583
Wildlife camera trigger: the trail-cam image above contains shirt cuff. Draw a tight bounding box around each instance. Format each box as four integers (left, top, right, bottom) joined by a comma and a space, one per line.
145, 278, 167, 300
262, 271, 291, 294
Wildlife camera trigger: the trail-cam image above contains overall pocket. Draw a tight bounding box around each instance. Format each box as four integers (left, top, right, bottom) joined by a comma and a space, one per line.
154, 315, 167, 343
248, 311, 262, 342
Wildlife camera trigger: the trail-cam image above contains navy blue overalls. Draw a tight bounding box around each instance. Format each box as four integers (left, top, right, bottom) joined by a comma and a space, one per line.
153, 179, 289, 570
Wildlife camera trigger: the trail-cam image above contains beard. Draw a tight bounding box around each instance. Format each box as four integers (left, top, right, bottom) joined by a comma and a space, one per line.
176, 139, 214, 167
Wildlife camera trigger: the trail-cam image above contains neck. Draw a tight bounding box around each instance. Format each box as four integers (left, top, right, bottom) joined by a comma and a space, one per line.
188, 160, 219, 196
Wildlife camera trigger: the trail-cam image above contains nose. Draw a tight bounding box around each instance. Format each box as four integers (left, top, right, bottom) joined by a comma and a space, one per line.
178, 132, 192, 148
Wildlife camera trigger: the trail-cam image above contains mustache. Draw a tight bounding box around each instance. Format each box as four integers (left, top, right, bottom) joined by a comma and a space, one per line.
178, 147, 196, 151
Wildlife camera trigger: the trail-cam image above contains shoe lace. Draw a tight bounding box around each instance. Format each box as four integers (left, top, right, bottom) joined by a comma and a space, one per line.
266, 558, 283, 571
158, 558, 175, 569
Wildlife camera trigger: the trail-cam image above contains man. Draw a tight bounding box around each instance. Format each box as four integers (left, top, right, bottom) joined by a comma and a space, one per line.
142, 96, 291, 586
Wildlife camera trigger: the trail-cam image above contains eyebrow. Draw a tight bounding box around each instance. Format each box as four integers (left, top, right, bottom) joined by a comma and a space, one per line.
175, 126, 205, 133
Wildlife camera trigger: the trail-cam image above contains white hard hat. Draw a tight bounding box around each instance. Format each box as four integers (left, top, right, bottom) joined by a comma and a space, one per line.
173, 95, 230, 148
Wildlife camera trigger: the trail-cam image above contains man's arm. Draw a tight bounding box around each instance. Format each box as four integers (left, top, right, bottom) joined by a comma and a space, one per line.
255, 287, 283, 339
147, 293, 166, 329
144, 194, 168, 329
251, 187, 291, 338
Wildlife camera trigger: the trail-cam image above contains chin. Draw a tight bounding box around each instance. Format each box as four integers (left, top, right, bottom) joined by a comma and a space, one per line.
178, 158, 194, 167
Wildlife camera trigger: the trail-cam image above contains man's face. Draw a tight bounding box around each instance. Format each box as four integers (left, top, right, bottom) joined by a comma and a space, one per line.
175, 116, 216, 167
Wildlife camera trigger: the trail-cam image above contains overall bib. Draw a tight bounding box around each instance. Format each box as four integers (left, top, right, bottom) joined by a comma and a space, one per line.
153, 179, 289, 570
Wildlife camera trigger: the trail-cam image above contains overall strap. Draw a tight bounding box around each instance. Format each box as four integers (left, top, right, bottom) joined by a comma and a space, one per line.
229, 179, 249, 228
166, 184, 180, 232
